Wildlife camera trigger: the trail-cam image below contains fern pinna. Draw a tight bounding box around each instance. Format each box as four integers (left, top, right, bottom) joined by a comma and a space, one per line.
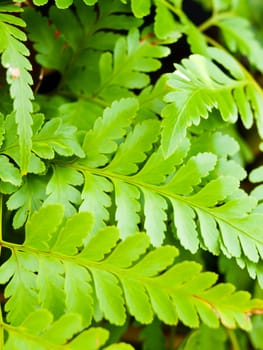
1, 0, 263, 349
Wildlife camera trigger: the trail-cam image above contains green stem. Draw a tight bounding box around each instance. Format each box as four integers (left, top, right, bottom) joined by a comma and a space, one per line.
160, 0, 183, 15
227, 329, 241, 350
198, 11, 235, 32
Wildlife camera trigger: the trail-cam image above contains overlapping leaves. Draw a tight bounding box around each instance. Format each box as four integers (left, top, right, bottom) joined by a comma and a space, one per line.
23, 0, 142, 72
161, 48, 263, 156
2, 113, 84, 227
1, 1, 263, 348
2, 309, 133, 350
0, 204, 262, 332
24, 1, 169, 106
76, 98, 263, 286
96, 28, 170, 101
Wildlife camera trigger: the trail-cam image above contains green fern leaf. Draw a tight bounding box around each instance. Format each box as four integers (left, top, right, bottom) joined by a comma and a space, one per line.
96, 28, 170, 99
184, 18, 209, 56
50, 0, 142, 52
104, 233, 150, 267
82, 98, 139, 167
130, 0, 151, 18
32, 116, 84, 159
0, 6, 34, 174
0, 254, 38, 325
31, 0, 151, 19
49, 6, 82, 51
75, 0, 142, 42
154, 0, 182, 42
114, 180, 141, 238
58, 99, 103, 131
6, 176, 47, 229
0, 155, 21, 187
44, 166, 83, 216
80, 173, 112, 233
77, 114, 263, 280
162, 153, 217, 195
105, 119, 160, 175
37, 257, 65, 319
132, 137, 190, 185
190, 131, 240, 158
3, 309, 121, 350
31, 0, 77, 8
161, 49, 263, 156
143, 189, 167, 246
171, 200, 198, 253
64, 262, 94, 326
79, 226, 120, 260
1, 205, 262, 330
32, 0, 49, 4
25, 1, 142, 99
83, 0, 97, 4
216, 16, 263, 72
52, 211, 94, 253
1, 113, 45, 175
23, 8, 71, 71
137, 75, 170, 121
0, 4, 24, 13
25, 204, 64, 250
55, 0, 73, 8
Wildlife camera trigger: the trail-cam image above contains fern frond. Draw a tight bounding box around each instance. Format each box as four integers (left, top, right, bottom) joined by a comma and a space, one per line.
0, 155, 21, 188
154, 0, 183, 42
1, 205, 262, 330
0, 5, 34, 174
6, 176, 46, 229
24, 0, 142, 94
216, 16, 263, 72
2, 113, 45, 175
2, 309, 133, 350
74, 0, 142, 48
137, 75, 170, 121
32, 115, 84, 159
80, 173, 112, 234
74, 99, 263, 282
96, 28, 170, 100
105, 119, 160, 174
58, 99, 103, 131
44, 166, 83, 216
2, 110, 85, 228
23, 8, 71, 71
83, 98, 139, 167
161, 48, 263, 156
